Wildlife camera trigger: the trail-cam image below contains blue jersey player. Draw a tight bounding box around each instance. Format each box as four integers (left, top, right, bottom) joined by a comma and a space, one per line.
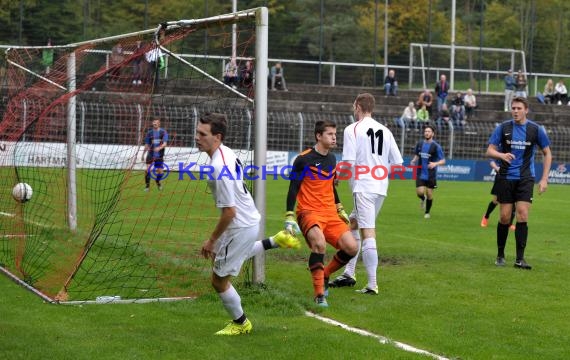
410, 125, 446, 219
142, 118, 168, 191
486, 96, 552, 269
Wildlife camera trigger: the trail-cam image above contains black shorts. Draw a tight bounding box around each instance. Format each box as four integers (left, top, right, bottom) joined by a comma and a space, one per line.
146, 154, 164, 168
490, 178, 499, 196
416, 178, 437, 189
495, 177, 534, 203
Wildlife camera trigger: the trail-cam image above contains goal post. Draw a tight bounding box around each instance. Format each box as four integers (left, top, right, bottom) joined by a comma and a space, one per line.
0, 7, 268, 303
409, 43, 526, 92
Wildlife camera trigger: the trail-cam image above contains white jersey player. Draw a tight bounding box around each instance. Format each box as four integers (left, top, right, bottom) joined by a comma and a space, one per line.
196, 112, 299, 335
329, 93, 403, 294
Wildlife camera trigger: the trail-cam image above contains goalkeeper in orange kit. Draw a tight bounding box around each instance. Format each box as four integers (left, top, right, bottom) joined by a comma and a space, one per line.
284, 120, 358, 308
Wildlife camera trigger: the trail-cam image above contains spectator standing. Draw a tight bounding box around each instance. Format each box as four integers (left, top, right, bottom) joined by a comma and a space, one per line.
384, 69, 398, 96
463, 88, 477, 119
504, 69, 516, 111
132, 40, 145, 85
515, 70, 527, 98
270, 62, 288, 91
435, 74, 450, 112
542, 79, 555, 104
144, 41, 164, 88
42, 39, 54, 75
554, 79, 568, 105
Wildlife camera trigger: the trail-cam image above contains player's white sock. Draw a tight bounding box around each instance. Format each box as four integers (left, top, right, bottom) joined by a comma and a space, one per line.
219, 284, 243, 320
361, 237, 378, 288
343, 230, 361, 277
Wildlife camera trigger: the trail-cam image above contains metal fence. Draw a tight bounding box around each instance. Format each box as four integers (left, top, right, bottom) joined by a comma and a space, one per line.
5, 99, 568, 163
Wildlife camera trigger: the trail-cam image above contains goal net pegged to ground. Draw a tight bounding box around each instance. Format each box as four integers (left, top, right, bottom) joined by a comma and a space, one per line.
0, 8, 268, 303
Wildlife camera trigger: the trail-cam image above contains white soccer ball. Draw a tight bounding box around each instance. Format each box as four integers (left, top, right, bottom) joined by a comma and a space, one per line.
12, 183, 33, 203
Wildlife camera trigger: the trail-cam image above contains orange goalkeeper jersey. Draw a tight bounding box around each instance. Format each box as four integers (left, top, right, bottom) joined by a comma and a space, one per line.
286, 147, 339, 213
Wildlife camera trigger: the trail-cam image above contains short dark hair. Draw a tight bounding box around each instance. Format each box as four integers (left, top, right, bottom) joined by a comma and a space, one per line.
511, 96, 529, 109
199, 112, 228, 140
314, 120, 336, 141
424, 125, 436, 133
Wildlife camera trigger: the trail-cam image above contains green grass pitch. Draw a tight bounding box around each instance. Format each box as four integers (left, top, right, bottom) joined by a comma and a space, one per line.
1, 178, 569, 359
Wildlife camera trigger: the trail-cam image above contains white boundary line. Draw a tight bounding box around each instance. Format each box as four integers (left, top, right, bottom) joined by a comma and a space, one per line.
305, 311, 450, 360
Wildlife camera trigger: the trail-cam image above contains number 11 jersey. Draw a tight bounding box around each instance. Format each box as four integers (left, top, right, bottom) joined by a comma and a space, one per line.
342, 116, 403, 195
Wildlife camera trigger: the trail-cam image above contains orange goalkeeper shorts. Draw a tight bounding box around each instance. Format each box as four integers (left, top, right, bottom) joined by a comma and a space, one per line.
297, 210, 349, 249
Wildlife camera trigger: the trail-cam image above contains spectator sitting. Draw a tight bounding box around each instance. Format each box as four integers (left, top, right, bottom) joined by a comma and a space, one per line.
416, 104, 430, 130
416, 89, 434, 118
554, 79, 568, 105
396, 101, 416, 129
240, 59, 254, 89
223, 57, 239, 89
542, 79, 555, 104
515, 70, 527, 98
450, 92, 465, 129
270, 61, 288, 91
384, 69, 398, 96
435, 103, 451, 133
463, 88, 477, 119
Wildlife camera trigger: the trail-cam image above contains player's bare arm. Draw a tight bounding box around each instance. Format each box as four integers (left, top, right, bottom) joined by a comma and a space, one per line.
538, 146, 552, 194
486, 144, 515, 163
201, 206, 236, 259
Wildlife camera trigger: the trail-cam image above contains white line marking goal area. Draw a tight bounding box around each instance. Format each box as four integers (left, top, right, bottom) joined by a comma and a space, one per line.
305, 311, 450, 360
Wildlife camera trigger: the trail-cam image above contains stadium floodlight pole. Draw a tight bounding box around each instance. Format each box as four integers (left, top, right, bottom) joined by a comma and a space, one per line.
67, 52, 78, 232
253, 7, 269, 284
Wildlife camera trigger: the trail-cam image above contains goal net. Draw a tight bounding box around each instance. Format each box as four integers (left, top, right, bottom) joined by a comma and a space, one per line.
0, 8, 268, 303
408, 43, 526, 92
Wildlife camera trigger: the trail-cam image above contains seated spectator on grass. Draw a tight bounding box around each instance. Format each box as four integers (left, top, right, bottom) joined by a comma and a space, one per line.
416, 89, 434, 118
554, 79, 568, 105
384, 69, 398, 96
542, 79, 555, 104
463, 88, 477, 119
396, 101, 416, 129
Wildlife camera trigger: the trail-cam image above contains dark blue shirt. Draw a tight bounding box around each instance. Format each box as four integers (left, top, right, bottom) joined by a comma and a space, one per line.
488, 119, 550, 180
144, 128, 168, 158
414, 141, 445, 181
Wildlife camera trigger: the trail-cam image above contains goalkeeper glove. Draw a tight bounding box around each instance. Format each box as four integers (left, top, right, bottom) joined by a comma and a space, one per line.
159, 56, 165, 70
337, 204, 350, 224
284, 211, 301, 235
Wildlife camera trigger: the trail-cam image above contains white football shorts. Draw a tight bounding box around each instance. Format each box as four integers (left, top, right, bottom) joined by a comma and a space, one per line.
213, 223, 260, 277
350, 192, 386, 229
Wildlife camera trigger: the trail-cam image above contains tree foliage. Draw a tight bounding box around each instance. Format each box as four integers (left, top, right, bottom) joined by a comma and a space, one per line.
2, 0, 570, 74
